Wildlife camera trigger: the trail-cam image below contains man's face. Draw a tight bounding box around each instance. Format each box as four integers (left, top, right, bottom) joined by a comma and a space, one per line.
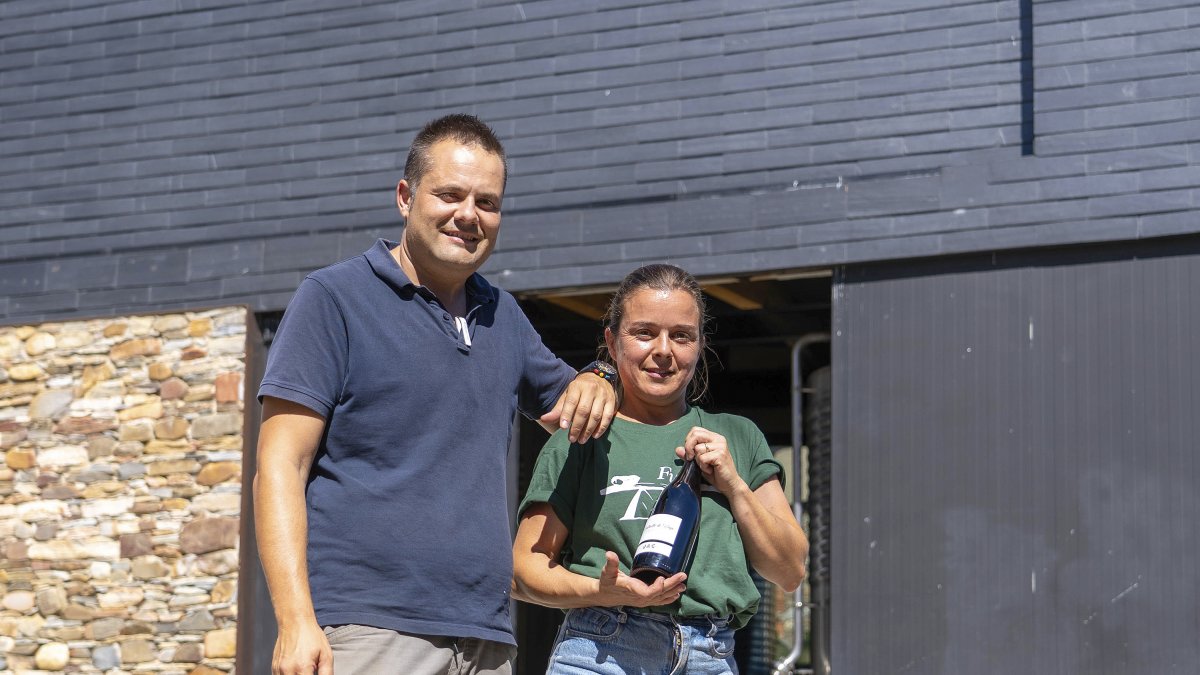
396, 139, 505, 277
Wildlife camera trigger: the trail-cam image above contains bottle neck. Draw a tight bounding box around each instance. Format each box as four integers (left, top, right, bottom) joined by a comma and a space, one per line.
676, 459, 702, 488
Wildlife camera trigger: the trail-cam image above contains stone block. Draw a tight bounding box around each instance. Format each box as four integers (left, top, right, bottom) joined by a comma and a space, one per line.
155, 416, 190, 440
2, 590, 35, 612
98, 586, 144, 609
5, 540, 28, 562
180, 517, 239, 554
54, 415, 118, 435
191, 412, 241, 439
120, 638, 155, 663
0, 427, 28, 449
118, 462, 147, 479
160, 377, 190, 400
0, 334, 23, 358
54, 330, 92, 350
87, 436, 117, 458
87, 617, 124, 640
178, 609, 216, 632
184, 383, 215, 402
83, 379, 125, 398
119, 419, 155, 442
145, 439, 189, 454
5, 448, 36, 469
188, 318, 213, 337
29, 388, 74, 420
148, 362, 173, 380
190, 491, 241, 514
75, 463, 116, 483
92, 643, 120, 670
209, 335, 245, 355
34, 642, 69, 670
120, 619, 155, 635
109, 337, 162, 361
196, 461, 240, 486
118, 398, 163, 421
24, 332, 56, 356
214, 372, 241, 403
80, 539, 121, 559
36, 445, 88, 467
181, 346, 207, 360
18, 500, 68, 522
81, 496, 133, 518
36, 587, 67, 615
197, 549, 239, 576
173, 642, 203, 662
120, 533, 154, 558
131, 555, 169, 580
211, 578, 237, 604
63, 603, 97, 621
148, 459, 201, 475
7, 362, 44, 381
203, 627, 237, 658
54, 625, 86, 641
152, 314, 189, 332
78, 361, 116, 396
41, 484, 79, 499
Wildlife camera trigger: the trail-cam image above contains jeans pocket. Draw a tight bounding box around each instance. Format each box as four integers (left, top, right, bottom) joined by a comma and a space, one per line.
561, 607, 624, 642
708, 628, 736, 658
322, 623, 370, 644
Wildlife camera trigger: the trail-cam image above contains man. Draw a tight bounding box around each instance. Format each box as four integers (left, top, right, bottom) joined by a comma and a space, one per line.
255, 114, 618, 675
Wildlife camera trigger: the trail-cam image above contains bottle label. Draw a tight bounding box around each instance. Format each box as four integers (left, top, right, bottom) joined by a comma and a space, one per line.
636, 514, 682, 552
635, 540, 673, 557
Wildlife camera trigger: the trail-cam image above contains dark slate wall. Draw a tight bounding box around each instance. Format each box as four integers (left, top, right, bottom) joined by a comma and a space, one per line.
2, 0, 1198, 323
833, 235, 1200, 675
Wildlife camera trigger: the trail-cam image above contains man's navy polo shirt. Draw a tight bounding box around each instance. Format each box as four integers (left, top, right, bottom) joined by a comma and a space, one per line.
259, 239, 576, 644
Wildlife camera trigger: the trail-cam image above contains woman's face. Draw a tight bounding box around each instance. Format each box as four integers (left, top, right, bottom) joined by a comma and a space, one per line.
605, 287, 703, 413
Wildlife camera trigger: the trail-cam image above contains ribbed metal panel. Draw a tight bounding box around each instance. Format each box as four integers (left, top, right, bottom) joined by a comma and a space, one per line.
832, 236, 1200, 674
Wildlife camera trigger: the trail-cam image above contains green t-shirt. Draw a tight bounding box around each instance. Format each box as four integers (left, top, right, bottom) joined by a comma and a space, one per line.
518, 406, 783, 629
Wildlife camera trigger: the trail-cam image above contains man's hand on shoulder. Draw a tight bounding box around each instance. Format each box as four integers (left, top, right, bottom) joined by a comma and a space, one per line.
539, 371, 617, 443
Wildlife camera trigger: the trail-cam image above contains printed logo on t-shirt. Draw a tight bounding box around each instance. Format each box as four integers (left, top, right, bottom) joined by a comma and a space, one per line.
599, 468, 673, 521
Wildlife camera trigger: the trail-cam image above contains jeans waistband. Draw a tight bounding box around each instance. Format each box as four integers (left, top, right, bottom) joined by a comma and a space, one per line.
619, 607, 732, 630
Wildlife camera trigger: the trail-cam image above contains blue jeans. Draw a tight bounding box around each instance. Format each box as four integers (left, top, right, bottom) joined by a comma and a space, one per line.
545, 606, 738, 675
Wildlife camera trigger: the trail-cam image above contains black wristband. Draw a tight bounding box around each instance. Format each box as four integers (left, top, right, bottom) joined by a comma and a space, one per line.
581, 360, 618, 386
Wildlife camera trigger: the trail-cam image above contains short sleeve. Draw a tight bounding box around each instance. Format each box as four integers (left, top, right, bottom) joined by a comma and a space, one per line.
518, 430, 583, 532
512, 298, 576, 420
258, 277, 349, 418
739, 421, 784, 491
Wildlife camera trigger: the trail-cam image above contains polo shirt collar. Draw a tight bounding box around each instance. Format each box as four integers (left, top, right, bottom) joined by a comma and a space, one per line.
365, 238, 496, 307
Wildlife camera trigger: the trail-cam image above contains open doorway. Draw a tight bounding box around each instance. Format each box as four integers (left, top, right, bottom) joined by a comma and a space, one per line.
513, 271, 833, 675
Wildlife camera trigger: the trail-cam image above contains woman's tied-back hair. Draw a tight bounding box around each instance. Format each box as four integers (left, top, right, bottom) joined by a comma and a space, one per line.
600, 263, 712, 403
404, 113, 508, 190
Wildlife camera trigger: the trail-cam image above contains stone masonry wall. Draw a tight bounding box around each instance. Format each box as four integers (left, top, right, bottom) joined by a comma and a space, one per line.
0, 308, 247, 674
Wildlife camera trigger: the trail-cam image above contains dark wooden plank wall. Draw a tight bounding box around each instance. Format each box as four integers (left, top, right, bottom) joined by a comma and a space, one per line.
2, 0, 1198, 324
833, 235, 1200, 674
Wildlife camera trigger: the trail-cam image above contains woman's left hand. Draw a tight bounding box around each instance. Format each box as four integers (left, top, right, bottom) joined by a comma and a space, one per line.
677, 427, 746, 497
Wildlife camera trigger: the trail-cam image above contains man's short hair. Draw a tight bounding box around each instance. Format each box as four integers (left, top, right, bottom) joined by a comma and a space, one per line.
403, 114, 508, 189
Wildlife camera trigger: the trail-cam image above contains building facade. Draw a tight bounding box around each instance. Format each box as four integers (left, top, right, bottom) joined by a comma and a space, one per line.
3, 1, 1198, 673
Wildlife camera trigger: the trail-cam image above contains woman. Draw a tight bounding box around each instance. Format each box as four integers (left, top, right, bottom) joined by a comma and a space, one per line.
513, 264, 808, 674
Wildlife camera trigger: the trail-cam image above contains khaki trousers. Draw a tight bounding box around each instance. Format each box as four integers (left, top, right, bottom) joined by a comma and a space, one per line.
323, 625, 515, 675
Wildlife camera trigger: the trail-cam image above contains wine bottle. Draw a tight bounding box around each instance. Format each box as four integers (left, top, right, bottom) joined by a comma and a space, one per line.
630, 459, 702, 584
